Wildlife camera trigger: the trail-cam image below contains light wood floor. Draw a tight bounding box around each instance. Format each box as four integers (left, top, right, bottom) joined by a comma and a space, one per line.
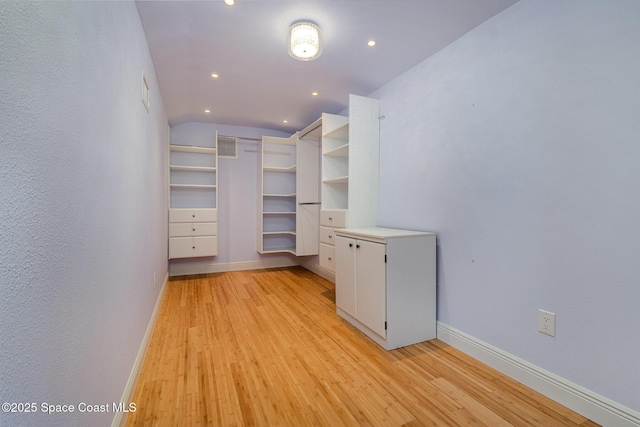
126, 267, 599, 426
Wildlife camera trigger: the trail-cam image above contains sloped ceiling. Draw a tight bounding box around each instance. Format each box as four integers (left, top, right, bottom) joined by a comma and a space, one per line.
137, 0, 519, 133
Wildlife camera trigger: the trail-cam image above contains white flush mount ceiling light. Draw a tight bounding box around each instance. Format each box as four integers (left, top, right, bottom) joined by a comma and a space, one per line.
288, 21, 322, 61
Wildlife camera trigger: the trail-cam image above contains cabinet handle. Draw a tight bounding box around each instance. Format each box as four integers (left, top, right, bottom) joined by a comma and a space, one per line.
356, 244, 360, 249
328, 257, 332, 261
349, 243, 353, 247
192, 214, 196, 218
192, 246, 196, 249
329, 217, 333, 220
193, 228, 196, 231
328, 235, 332, 239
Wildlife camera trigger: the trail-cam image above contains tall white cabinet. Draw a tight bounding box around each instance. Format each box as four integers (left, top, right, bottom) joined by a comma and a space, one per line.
319, 95, 380, 273
168, 138, 219, 259
257, 123, 320, 255
335, 227, 436, 350
296, 119, 322, 255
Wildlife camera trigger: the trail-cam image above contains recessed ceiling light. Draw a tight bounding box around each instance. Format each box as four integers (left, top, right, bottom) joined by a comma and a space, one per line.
367, 40, 376, 47
283, 120, 288, 123
204, 109, 211, 113
224, 0, 235, 6
312, 92, 318, 96
211, 73, 219, 78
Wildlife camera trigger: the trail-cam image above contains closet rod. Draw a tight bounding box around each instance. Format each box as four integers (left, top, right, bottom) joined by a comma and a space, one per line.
298, 123, 321, 139
219, 134, 261, 142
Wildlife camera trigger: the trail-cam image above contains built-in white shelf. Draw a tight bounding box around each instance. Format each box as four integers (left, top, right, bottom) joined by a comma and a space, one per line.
170, 145, 217, 154
324, 144, 349, 158
263, 193, 296, 198
261, 248, 296, 254
169, 184, 217, 189
263, 231, 296, 235
169, 165, 217, 172
323, 176, 349, 184
264, 165, 296, 173
263, 211, 296, 215
323, 123, 349, 140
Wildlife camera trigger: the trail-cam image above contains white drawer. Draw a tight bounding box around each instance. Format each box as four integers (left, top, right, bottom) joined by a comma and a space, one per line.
169, 208, 217, 223
169, 222, 218, 238
319, 243, 335, 272
320, 226, 337, 246
169, 236, 218, 259
320, 209, 347, 228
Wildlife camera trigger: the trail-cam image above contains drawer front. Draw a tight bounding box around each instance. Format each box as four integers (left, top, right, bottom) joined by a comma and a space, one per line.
169, 208, 217, 223
169, 222, 218, 237
320, 209, 347, 228
320, 226, 337, 246
319, 243, 335, 272
169, 236, 218, 259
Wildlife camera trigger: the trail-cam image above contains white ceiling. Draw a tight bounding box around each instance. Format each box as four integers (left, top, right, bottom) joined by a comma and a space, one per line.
136, 0, 519, 134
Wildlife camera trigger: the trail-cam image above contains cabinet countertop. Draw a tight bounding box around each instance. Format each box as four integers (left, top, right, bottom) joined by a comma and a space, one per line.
335, 227, 435, 240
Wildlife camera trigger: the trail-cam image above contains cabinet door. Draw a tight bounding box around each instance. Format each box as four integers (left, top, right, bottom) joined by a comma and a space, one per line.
335, 235, 356, 317
355, 239, 386, 338
296, 204, 319, 256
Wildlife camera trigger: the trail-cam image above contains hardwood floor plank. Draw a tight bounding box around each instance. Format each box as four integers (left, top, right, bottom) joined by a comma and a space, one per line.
126, 267, 599, 426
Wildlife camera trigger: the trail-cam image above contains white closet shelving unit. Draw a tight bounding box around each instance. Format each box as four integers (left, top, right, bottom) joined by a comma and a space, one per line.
257, 120, 321, 256
319, 95, 380, 273
258, 134, 298, 254
168, 134, 218, 259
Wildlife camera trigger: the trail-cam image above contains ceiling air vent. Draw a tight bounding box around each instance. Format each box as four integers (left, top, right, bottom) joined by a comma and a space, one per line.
217, 136, 237, 159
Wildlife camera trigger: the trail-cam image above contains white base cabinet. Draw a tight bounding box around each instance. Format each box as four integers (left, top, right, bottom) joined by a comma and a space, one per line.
169, 208, 218, 259
335, 227, 436, 350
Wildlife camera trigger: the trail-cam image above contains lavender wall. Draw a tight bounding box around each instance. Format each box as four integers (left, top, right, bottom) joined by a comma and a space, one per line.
372, 0, 640, 413
169, 122, 293, 275
0, 2, 168, 426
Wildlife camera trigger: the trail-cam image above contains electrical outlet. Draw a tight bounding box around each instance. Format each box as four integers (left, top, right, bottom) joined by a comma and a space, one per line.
538, 309, 556, 336
153, 272, 157, 289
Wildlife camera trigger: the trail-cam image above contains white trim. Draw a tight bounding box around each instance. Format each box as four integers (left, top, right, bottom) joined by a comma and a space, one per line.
437, 322, 640, 427
112, 273, 169, 427
169, 256, 300, 276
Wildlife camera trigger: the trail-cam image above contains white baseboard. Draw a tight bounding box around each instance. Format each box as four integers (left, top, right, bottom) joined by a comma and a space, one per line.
112, 273, 169, 427
301, 260, 335, 283
169, 256, 300, 276
437, 322, 640, 427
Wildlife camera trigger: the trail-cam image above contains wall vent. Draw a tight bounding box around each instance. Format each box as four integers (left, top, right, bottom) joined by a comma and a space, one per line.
217, 136, 237, 159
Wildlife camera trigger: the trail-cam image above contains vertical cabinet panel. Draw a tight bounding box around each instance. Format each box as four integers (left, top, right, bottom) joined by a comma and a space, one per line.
296, 129, 320, 256
296, 204, 319, 256
347, 95, 380, 228
335, 236, 356, 318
